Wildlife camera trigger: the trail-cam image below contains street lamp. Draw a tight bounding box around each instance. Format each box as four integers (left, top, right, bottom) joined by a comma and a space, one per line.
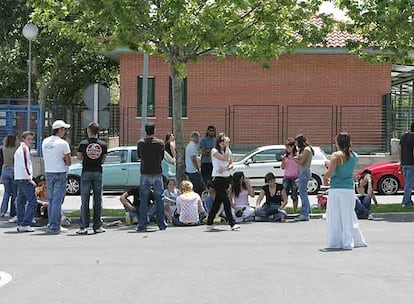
22, 22, 38, 130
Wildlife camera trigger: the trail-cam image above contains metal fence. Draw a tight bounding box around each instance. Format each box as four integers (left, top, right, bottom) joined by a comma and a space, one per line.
3, 95, 414, 155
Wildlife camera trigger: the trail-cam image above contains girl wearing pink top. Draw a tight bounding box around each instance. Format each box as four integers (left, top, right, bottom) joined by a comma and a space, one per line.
281, 138, 299, 213
230, 171, 255, 223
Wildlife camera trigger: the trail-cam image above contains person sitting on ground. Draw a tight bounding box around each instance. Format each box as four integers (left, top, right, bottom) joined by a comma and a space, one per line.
255, 172, 288, 222
163, 179, 180, 223
229, 171, 255, 223
120, 188, 156, 225
34, 175, 71, 226
174, 180, 207, 226
355, 169, 377, 220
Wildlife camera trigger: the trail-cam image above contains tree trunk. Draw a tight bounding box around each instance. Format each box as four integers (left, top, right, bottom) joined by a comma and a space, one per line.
169, 60, 186, 182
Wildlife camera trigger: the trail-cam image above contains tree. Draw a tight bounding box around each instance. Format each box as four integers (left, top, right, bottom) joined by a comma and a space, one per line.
335, 0, 414, 63
0, 0, 119, 108
31, 0, 333, 181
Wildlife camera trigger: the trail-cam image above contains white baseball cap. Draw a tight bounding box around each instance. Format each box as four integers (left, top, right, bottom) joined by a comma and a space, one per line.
52, 120, 71, 130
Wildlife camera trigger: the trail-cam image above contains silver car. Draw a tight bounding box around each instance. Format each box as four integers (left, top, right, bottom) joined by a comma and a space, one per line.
232, 145, 329, 194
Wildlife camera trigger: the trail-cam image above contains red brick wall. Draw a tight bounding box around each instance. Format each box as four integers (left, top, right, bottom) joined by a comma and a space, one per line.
119, 53, 391, 149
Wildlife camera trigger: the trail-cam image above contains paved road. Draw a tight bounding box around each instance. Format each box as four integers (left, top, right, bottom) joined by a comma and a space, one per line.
0, 219, 413, 303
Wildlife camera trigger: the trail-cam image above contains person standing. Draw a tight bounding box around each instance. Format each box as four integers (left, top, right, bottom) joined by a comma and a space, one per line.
185, 131, 205, 195
199, 125, 216, 183
136, 123, 166, 232
14, 131, 37, 232
76, 122, 108, 235
281, 138, 299, 213
42, 120, 71, 234
323, 132, 367, 250
294, 134, 313, 221
400, 122, 414, 207
206, 133, 240, 231
1, 135, 19, 220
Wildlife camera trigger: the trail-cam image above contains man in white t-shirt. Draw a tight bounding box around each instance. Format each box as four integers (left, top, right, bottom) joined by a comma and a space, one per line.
185, 131, 205, 195
42, 120, 72, 234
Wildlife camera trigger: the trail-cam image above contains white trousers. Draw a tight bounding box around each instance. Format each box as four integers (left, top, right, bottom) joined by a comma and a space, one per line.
326, 189, 367, 249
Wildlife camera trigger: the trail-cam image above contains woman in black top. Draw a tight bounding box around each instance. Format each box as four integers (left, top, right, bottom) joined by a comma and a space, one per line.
164, 133, 176, 158
255, 172, 288, 222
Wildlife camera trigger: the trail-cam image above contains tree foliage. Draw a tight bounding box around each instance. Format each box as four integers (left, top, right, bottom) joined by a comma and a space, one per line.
336, 0, 414, 63
0, 0, 119, 106
30, 0, 334, 181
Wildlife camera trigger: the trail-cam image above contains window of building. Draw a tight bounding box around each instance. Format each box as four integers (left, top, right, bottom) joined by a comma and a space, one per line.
137, 76, 155, 117
169, 77, 187, 117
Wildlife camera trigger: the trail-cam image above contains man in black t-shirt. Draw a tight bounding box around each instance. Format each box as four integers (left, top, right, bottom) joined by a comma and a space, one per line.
400, 122, 414, 206
136, 123, 166, 232
76, 122, 108, 234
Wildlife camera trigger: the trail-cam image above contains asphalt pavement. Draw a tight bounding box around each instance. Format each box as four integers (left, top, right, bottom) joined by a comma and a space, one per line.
0, 219, 413, 303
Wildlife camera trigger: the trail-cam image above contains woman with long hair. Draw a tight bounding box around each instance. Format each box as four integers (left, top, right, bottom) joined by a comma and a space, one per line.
164, 133, 176, 164
323, 132, 367, 250
281, 138, 299, 213
0, 135, 19, 220
230, 171, 255, 223
206, 133, 240, 231
294, 134, 314, 221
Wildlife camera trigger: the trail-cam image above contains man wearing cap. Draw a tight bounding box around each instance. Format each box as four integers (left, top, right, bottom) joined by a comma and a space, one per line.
42, 120, 72, 234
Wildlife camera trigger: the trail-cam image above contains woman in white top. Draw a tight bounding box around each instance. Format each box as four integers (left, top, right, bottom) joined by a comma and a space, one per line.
175, 180, 206, 225
206, 133, 240, 231
230, 171, 255, 223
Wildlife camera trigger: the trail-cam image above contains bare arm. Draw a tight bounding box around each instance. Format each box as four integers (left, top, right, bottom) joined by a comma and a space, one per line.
281, 154, 287, 169
77, 152, 83, 161
212, 150, 230, 162
245, 178, 255, 197
64, 153, 71, 166
256, 190, 265, 208
191, 155, 200, 171
323, 152, 339, 186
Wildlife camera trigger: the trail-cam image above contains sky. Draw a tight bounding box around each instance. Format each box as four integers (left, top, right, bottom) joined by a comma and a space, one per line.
319, 1, 349, 21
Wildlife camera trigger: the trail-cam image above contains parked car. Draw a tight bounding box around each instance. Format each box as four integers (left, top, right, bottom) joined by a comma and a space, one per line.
66, 146, 175, 195
356, 162, 403, 195
232, 145, 329, 194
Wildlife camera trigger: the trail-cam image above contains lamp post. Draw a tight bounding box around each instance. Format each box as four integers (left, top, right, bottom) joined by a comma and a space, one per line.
22, 22, 38, 130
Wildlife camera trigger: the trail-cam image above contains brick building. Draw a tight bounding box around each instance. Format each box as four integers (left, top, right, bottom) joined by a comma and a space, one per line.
114, 40, 391, 153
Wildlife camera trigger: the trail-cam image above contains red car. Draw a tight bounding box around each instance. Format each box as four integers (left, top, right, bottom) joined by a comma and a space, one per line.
356, 162, 403, 195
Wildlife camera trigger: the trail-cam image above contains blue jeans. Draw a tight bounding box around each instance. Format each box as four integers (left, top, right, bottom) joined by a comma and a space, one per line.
1, 168, 17, 216
298, 169, 311, 217
46, 172, 67, 232
402, 165, 414, 205
80, 171, 103, 230
355, 195, 371, 219
138, 174, 165, 230
186, 172, 205, 195
255, 203, 286, 222
15, 180, 37, 226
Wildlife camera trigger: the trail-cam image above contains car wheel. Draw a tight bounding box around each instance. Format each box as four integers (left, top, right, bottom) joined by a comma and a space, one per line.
66, 175, 80, 195
378, 175, 399, 195
307, 174, 321, 195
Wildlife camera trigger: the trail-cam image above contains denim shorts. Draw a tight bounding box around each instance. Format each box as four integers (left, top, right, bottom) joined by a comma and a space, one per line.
283, 178, 298, 200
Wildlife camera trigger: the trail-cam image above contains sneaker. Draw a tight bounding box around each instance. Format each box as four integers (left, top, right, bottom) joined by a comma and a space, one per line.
367, 214, 374, 220
206, 225, 217, 231
61, 217, 71, 226
0, 213, 5, 217
136, 226, 147, 232
76, 228, 88, 235
231, 224, 241, 231
59, 226, 69, 233
294, 215, 310, 221
8, 216, 18, 223
17, 225, 34, 232
94, 227, 106, 234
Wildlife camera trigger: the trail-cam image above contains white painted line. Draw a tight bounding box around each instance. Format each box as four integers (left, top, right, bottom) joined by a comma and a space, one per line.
0, 271, 12, 287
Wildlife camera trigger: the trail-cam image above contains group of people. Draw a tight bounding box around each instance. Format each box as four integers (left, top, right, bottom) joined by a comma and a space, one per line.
1, 118, 375, 250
